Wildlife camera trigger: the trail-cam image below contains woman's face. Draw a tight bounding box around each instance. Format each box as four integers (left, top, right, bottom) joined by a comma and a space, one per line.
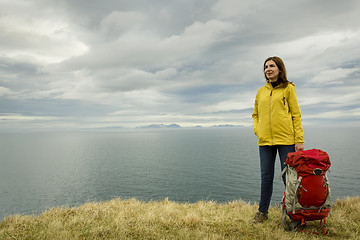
264, 60, 280, 82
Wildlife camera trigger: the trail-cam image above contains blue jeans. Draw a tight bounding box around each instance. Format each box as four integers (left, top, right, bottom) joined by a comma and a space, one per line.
258, 145, 295, 214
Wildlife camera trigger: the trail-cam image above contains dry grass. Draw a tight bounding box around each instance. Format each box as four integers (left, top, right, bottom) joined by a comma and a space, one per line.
1, 196, 359, 239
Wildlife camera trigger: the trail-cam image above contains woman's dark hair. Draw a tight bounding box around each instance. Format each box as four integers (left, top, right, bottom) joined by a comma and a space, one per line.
263, 56, 289, 84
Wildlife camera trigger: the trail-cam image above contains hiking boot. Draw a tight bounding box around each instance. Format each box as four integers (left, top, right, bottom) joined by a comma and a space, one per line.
288, 220, 301, 231
251, 212, 268, 224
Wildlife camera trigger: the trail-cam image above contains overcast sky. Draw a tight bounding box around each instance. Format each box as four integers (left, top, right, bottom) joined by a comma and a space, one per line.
1, 0, 360, 131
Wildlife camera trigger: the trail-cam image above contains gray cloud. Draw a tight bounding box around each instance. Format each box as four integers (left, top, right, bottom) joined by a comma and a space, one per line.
1, 0, 360, 130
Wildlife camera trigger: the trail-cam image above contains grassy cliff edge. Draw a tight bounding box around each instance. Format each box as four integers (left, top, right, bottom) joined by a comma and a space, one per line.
1, 197, 359, 239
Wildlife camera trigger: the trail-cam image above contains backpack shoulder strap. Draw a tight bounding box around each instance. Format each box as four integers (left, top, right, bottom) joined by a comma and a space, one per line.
293, 176, 303, 213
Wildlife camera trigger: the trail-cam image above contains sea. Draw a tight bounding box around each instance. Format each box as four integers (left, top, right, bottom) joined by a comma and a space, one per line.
1, 126, 359, 220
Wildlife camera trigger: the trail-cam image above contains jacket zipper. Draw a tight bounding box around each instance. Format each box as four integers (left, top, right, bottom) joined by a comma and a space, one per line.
269, 89, 274, 145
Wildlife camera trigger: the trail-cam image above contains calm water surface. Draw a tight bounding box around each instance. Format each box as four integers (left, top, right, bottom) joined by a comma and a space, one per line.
0, 127, 359, 220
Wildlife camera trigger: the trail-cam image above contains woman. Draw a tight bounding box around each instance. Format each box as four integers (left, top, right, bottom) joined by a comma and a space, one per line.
251, 56, 304, 223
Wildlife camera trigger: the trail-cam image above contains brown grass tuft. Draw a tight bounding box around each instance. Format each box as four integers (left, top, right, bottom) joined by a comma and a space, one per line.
1, 197, 359, 239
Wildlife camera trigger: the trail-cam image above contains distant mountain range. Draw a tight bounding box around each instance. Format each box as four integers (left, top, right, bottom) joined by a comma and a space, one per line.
136, 123, 181, 129
136, 123, 243, 128
94, 123, 244, 130
210, 124, 243, 128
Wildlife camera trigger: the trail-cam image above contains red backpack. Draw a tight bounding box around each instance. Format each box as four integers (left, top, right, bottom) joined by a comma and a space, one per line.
281, 149, 331, 234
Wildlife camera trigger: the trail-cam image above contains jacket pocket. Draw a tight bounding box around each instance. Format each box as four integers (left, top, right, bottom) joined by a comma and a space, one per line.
254, 127, 259, 136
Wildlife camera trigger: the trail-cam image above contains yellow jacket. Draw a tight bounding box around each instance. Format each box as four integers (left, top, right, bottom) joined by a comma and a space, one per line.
252, 81, 304, 146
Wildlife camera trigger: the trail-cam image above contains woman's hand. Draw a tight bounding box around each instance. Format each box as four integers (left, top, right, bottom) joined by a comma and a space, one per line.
295, 144, 304, 152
